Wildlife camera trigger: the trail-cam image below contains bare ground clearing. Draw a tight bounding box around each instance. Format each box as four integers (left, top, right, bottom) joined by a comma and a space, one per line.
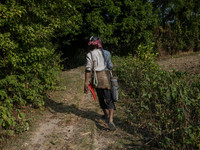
2, 53, 200, 150
157, 54, 200, 75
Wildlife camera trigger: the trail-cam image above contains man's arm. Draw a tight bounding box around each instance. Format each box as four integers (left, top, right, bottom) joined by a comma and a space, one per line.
107, 51, 113, 70
84, 71, 90, 94
85, 52, 92, 93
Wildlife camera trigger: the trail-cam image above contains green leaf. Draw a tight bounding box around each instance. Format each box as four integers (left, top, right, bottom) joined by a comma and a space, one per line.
189, 133, 195, 139
148, 93, 152, 98
9, 130, 14, 136
141, 105, 149, 110
172, 92, 176, 100
142, 93, 147, 97
18, 114, 22, 120
7, 119, 12, 126
0, 90, 8, 99
148, 123, 152, 126
178, 114, 182, 121
125, 110, 131, 113
158, 130, 161, 135
2, 113, 7, 120
19, 113, 25, 119
7, 112, 11, 117
0, 119, 4, 126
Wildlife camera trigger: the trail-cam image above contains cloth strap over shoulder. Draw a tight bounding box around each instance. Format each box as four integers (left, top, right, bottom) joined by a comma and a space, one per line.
90, 51, 98, 87
90, 50, 111, 89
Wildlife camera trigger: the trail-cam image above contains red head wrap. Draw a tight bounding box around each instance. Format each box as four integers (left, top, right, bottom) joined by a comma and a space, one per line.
88, 36, 103, 50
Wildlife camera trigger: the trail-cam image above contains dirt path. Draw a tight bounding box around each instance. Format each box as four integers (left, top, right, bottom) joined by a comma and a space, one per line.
4, 67, 126, 150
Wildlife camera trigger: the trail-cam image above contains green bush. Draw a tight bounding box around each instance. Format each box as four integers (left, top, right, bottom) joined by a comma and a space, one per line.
113, 43, 200, 149
0, 0, 62, 136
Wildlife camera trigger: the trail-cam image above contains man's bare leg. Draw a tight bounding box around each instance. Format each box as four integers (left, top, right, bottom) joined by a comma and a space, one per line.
102, 108, 109, 118
108, 109, 116, 130
109, 109, 114, 123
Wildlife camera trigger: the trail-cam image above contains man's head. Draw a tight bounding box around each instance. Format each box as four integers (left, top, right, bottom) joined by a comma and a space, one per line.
90, 36, 99, 41
88, 36, 103, 50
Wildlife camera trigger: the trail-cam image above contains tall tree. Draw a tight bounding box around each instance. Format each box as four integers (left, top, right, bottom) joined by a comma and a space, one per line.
57, 0, 158, 61
152, 0, 200, 53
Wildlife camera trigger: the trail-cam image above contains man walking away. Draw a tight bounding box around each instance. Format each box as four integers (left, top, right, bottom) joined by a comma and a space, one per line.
84, 36, 116, 131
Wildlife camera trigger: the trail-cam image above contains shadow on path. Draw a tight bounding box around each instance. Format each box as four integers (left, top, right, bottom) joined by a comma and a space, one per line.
45, 98, 152, 144
45, 98, 114, 131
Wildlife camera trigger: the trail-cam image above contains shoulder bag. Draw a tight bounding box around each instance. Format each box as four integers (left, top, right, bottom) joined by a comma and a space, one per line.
90, 50, 119, 102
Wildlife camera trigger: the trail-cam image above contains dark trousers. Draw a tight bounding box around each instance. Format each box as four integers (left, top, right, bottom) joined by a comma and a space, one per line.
96, 88, 116, 110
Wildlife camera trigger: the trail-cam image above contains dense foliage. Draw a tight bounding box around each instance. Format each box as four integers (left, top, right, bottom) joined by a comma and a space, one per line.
113, 44, 200, 149
0, 0, 77, 136
152, 0, 200, 54
58, 0, 200, 65
56, 0, 158, 68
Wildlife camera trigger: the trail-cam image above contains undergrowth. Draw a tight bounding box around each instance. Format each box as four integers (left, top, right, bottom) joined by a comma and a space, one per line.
112, 43, 200, 149
0, 1, 62, 144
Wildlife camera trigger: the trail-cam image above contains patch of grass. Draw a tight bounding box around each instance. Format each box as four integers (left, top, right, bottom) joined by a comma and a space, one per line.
171, 51, 200, 58
47, 71, 84, 110
69, 120, 95, 150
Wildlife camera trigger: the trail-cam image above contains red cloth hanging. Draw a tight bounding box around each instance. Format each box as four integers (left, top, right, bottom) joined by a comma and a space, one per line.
88, 83, 97, 101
